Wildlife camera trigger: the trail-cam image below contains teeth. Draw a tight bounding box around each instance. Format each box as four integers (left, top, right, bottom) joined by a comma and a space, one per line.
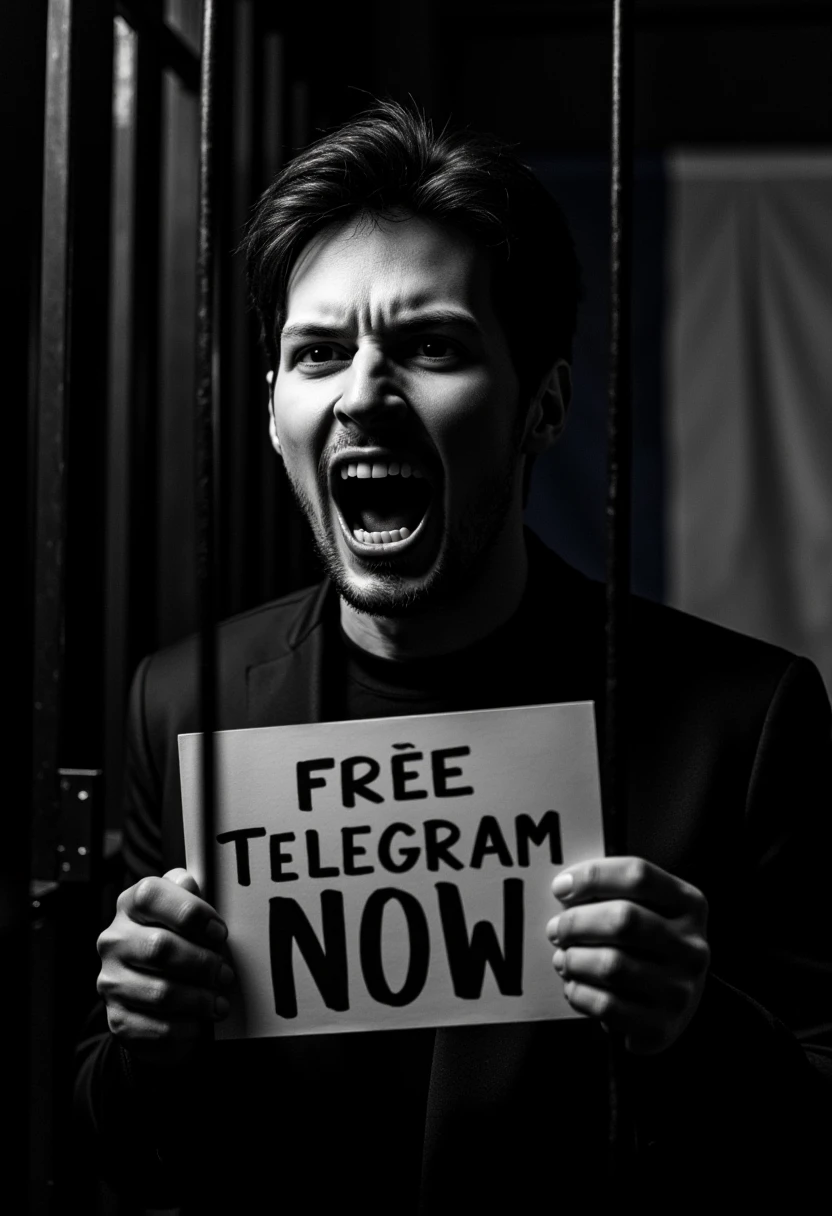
340, 459, 425, 479
352, 526, 413, 546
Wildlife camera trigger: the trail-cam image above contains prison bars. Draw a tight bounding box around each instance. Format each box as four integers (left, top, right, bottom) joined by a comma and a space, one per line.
606, 0, 637, 1175
197, 0, 218, 905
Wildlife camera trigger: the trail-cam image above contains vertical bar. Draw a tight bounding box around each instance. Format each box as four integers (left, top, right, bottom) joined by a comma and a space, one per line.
256, 21, 284, 603
32, 3, 114, 1206
127, 6, 164, 666
221, 0, 254, 619
109, 4, 164, 831
32, 0, 73, 884
197, 0, 218, 903
158, 67, 199, 647
606, 0, 634, 850
58, 0, 114, 785
606, 0, 636, 1179
1, 0, 47, 1204
105, 15, 138, 833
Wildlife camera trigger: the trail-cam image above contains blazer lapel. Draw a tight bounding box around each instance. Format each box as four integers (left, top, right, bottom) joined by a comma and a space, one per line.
246, 643, 324, 728
246, 579, 334, 729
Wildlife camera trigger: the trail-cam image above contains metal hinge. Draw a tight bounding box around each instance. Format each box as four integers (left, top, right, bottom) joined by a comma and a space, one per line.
57, 768, 102, 882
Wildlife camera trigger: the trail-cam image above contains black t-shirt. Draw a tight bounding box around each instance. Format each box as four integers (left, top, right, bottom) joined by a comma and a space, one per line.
334, 581, 556, 724
309, 613, 544, 1211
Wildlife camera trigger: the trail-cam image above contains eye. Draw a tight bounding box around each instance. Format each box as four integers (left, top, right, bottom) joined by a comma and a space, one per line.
296, 343, 351, 366
405, 336, 459, 361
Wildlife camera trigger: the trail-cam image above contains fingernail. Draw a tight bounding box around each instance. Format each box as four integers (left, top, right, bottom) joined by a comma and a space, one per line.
552, 948, 566, 975
219, 963, 235, 989
552, 872, 574, 900
206, 920, 227, 945
214, 995, 230, 1018
548, 915, 561, 943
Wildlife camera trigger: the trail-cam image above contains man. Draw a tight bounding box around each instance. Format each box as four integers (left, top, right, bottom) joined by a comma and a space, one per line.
78, 102, 831, 1212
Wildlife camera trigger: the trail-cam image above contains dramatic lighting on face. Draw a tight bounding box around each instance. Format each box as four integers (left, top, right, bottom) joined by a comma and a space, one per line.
271, 214, 525, 617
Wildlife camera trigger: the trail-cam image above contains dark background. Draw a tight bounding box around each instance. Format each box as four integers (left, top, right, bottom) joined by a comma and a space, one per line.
5, 1, 831, 1211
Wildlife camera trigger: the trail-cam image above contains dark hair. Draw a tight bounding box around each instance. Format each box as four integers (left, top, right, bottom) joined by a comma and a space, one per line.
243, 99, 580, 399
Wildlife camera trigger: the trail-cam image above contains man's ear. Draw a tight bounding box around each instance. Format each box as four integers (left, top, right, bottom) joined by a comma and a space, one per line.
520, 359, 571, 456
266, 369, 282, 457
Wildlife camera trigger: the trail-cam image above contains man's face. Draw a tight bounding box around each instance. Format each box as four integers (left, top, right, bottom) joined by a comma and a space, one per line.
270, 212, 529, 615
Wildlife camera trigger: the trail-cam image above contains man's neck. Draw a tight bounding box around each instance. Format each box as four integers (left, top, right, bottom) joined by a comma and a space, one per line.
339, 525, 529, 661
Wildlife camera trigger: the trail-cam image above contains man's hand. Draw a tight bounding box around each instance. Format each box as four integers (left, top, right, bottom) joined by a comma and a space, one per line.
546, 857, 710, 1055
96, 868, 235, 1063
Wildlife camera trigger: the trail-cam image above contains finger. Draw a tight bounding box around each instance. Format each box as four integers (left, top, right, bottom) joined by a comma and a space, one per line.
547, 899, 672, 955
561, 977, 666, 1036
553, 945, 691, 1010
101, 961, 230, 1022
120, 876, 228, 948
120, 977, 230, 1023
552, 857, 707, 921
562, 980, 667, 1052
106, 1004, 204, 1046
165, 868, 201, 897
118, 925, 235, 991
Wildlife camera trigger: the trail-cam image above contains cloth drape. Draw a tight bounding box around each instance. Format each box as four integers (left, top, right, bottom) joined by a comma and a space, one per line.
667, 153, 832, 695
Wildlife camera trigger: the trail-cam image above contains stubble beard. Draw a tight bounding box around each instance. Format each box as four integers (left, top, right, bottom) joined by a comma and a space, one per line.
284, 458, 520, 619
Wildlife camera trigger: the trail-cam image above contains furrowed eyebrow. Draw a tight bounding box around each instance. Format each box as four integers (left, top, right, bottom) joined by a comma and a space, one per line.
279, 323, 345, 342
279, 311, 485, 344
392, 312, 485, 341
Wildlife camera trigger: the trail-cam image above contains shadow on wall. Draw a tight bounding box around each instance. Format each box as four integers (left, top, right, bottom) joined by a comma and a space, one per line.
524, 155, 667, 606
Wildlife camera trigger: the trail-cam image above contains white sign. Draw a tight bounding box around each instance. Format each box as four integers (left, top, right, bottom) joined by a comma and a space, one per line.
179, 702, 605, 1040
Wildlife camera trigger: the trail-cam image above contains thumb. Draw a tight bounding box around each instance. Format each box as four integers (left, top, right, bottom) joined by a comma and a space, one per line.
164, 867, 202, 898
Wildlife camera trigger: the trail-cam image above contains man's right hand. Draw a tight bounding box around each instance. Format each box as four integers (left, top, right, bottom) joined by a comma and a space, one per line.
96, 868, 234, 1063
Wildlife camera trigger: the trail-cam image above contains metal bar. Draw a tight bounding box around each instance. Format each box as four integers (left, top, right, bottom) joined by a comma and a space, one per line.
53, 11, 115, 1209
1, 0, 47, 1203
606, 1, 634, 849
32, 0, 73, 884
126, 16, 163, 667
116, 0, 200, 91
31, 5, 114, 1205
461, 1, 832, 33
197, 0, 219, 903
605, 0, 636, 1180
60, 0, 113, 772
220, 0, 254, 620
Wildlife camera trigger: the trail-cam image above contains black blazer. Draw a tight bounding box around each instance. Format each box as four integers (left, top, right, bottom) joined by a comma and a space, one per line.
76, 537, 832, 1212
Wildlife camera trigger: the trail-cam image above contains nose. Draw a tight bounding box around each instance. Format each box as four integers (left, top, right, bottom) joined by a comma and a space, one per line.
332, 343, 406, 431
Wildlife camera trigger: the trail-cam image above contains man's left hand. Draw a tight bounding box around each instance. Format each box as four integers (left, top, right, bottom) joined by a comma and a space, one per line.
546, 857, 710, 1055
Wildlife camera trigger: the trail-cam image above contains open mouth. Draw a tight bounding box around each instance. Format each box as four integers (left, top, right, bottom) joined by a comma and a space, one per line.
330, 454, 437, 549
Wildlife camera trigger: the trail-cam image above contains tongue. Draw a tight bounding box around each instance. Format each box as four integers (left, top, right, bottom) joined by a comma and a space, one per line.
358, 504, 422, 531
350, 477, 431, 533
